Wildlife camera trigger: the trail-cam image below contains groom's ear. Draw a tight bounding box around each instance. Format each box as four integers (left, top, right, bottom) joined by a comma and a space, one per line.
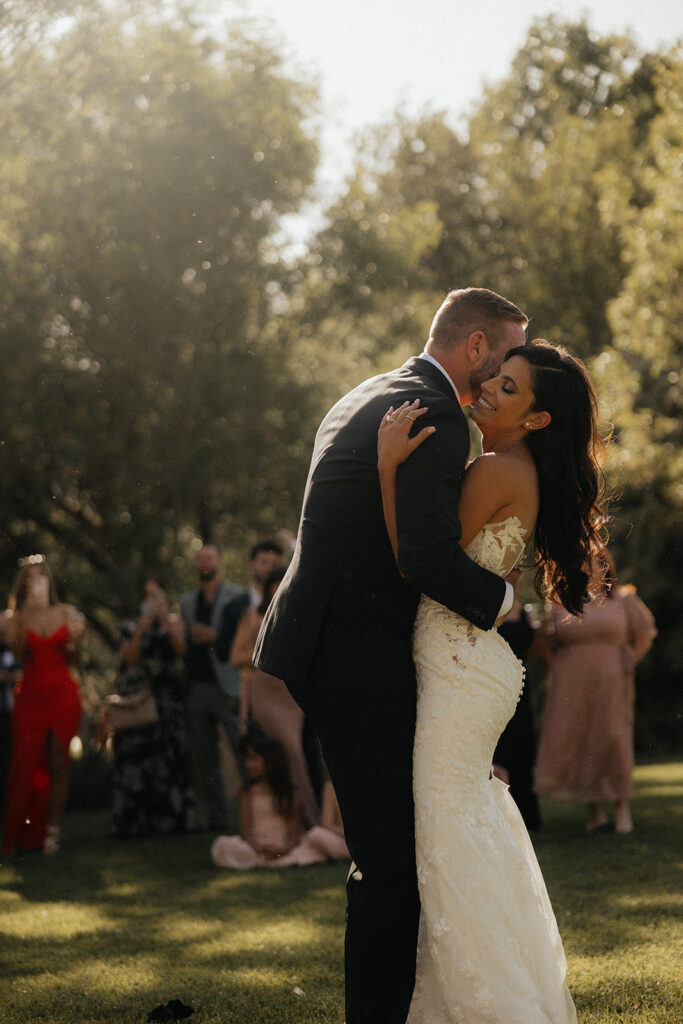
466, 330, 488, 363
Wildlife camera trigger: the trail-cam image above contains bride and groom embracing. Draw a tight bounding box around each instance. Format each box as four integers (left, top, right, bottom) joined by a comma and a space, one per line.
254, 287, 605, 1023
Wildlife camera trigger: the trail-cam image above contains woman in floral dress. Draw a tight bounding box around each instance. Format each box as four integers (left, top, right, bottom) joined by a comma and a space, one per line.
110, 578, 197, 837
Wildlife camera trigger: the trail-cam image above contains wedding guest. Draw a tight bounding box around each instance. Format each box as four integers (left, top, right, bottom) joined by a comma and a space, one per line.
229, 566, 286, 724
492, 601, 542, 830
2, 556, 84, 855
534, 550, 657, 833
231, 567, 319, 828
110, 577, 197, 837
215, 540, 284, 663
179, 545, 243, 831
268, 778, 349, 867
210, 727, 300, 869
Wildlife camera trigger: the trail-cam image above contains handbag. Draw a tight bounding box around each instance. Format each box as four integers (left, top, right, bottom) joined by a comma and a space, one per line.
105, 667, 159, 730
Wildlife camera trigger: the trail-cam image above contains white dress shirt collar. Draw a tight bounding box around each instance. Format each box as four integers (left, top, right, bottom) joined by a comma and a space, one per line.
420, 351, 460, 403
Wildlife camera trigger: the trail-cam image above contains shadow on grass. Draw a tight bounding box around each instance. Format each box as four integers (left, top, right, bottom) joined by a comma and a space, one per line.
0, 815, 347, 1021
1, 764, 681, 1022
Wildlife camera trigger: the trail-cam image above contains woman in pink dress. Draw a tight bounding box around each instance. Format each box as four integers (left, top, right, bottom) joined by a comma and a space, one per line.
534, 551, 656, 833
2, 557, 84, 855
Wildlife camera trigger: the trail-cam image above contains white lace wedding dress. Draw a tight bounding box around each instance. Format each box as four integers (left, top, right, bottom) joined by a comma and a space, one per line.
407, 516, 577, 1024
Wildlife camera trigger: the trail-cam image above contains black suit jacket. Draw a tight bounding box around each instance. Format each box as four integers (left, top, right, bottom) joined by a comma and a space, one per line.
253, 356, 505, 693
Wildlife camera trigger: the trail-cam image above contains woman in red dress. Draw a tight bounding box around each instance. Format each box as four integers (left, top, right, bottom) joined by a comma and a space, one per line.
2, 556, 84, 855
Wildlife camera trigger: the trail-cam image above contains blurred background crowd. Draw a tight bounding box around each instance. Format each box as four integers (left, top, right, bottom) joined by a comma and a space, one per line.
0, 538, 655, 861
0, 539, 350, 867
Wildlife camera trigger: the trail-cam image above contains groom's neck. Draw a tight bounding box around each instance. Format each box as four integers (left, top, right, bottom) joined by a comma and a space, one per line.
423, 344, 471, 406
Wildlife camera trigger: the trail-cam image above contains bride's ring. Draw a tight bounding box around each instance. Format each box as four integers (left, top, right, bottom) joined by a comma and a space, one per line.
386, 414, 395, 422
406, 413, 418, 421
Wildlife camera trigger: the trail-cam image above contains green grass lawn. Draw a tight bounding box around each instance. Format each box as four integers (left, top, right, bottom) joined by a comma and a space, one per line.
1, 762, 681, 1024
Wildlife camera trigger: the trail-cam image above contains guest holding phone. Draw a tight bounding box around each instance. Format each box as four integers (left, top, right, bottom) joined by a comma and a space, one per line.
110, 576, 197, 837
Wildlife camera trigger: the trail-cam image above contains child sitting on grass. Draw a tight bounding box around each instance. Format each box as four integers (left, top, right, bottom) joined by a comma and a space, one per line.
211, 727, 301, 869
267, 779, 349, 867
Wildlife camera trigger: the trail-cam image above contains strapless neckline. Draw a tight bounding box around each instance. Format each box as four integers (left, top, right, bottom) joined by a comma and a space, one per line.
26, 622, 68, 642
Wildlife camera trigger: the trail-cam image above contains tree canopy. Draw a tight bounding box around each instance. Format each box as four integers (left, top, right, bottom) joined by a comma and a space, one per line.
0, 0, 320, 635
0, 4, 679, 742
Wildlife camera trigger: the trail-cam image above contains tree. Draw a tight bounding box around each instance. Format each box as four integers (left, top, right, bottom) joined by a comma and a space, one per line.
598, 50, 683, 747
0, 1, 320, 635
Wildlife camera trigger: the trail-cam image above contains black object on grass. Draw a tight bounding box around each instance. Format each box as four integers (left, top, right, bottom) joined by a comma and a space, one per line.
147, 999, 195, 1022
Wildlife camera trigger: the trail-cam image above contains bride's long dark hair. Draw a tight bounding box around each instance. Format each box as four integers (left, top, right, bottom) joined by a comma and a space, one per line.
507, 341, 609, 615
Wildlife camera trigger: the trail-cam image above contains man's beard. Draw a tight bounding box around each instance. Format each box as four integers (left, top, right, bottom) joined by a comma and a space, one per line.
469, 356, 501, 400
199, 569, 217, 582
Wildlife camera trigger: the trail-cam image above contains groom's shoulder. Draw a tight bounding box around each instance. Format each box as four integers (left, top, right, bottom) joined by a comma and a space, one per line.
316, 358, 458, 440
350, 356, 452, 402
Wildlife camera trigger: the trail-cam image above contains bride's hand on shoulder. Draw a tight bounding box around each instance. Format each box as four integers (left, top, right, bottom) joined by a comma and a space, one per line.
377, 400, 435, 471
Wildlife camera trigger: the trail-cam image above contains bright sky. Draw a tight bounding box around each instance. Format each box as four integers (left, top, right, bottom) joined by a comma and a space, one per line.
225, 0, 681, 237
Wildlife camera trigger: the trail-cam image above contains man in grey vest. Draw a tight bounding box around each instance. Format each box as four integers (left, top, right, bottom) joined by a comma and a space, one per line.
180, 544, 243, 831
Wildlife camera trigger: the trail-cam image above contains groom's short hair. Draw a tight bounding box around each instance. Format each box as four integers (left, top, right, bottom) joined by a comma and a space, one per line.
429, 288, 528, 350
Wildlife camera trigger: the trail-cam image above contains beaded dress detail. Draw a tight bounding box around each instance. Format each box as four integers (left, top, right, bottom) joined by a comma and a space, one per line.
408, 516, 577, 1023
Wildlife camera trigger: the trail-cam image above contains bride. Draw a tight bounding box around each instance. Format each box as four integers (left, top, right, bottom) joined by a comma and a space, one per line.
378, 340, 607, 1023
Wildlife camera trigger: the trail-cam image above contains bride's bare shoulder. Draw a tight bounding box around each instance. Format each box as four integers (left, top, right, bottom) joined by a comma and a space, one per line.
467, 446, 536, 485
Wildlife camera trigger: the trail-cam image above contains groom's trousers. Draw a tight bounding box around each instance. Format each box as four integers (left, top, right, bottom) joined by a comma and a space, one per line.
290, 612, 421, 1024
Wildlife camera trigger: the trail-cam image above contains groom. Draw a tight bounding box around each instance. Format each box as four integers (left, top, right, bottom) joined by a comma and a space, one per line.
254, 287, 528, 1023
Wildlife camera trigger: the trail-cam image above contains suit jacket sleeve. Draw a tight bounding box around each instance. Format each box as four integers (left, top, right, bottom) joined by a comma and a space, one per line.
394, 394, 505, 630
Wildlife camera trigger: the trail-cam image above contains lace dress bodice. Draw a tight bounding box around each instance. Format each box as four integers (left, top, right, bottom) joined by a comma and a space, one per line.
462, 514, 528, 578
415, 515, 529, 695
413, 516, 529, 794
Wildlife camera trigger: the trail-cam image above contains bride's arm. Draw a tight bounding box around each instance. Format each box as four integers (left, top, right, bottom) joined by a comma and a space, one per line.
379, 403, 523, 557
377, 401, 435, 563
378, 452, 400, 564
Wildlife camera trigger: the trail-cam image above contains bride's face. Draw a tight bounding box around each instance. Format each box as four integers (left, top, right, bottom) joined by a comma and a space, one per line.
470, 355, 542, 440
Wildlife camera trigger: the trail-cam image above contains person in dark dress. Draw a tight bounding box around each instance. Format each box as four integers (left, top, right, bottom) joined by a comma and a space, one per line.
110, 578, 197, 837
179, 545, 244, 830
492, 601, 542, 830
254, 288, 528, 1024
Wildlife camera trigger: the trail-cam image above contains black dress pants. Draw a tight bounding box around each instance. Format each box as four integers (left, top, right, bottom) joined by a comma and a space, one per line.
293, 619, 421, 1024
